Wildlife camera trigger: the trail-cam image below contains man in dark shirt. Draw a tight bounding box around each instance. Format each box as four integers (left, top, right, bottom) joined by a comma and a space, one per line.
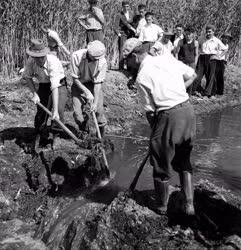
114, 1, 136, 69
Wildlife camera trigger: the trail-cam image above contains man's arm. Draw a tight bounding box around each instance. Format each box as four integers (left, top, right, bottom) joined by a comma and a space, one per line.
91, 7, 105, 26
194, 40, 199, 66
174, 39, 182, 59
51, 87, 59, 119
183, 72, 197, 88
73, 78, 94, 102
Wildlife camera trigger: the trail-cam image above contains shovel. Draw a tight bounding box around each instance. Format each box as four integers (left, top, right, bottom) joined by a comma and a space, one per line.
36, 102, 80, 144
91, 111, 110, 178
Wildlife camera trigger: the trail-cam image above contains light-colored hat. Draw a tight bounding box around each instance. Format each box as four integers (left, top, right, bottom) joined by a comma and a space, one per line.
87, 40, 106, 59
122, 38, 142, 58
26, 39, 49, 57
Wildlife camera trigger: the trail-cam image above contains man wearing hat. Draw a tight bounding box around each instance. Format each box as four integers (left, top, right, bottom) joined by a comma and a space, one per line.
149, 31, 174, 56
123, 38, 197, 216
71, 40, 107, 136
211, 32, 232, 96
78, 0, 105, 44
22, 39, 68, 151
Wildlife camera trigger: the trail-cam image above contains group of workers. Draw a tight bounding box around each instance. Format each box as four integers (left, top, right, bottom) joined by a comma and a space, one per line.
21, 0, 234, 216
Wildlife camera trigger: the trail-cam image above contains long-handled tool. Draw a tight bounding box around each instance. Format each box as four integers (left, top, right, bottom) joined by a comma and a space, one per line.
37, 102, 80, 144
91, 111, 110, 178
129, 151, 149, 191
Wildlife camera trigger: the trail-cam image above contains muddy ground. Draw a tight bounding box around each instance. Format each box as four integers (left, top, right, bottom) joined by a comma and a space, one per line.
1, 65, 241, 249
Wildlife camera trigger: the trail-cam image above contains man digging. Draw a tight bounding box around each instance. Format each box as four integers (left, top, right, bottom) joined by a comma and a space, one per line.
71, 40, 107, 137
22, 39, 68, 151
123, 38, 197, 215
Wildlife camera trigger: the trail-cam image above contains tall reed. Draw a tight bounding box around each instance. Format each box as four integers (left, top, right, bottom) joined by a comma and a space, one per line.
0, 0, 240, 77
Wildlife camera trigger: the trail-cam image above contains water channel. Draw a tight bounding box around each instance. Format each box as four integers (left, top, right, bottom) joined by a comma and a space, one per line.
108, 105, 241, 195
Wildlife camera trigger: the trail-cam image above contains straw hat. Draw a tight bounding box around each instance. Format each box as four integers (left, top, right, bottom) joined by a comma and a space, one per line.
26, 39, 49, 57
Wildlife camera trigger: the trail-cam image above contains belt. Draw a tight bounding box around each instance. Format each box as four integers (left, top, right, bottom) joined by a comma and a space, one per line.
158, 100, 190, 114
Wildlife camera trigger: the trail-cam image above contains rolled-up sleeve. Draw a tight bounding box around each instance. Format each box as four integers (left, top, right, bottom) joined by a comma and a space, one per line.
71, 52, 80, 79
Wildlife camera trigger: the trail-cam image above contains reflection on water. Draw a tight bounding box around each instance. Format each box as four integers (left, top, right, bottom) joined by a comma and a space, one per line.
108, 106, 241, 194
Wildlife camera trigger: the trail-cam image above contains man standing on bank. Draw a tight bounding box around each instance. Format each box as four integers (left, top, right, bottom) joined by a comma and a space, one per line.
71, 40, 107, 137
123, 38, 197, 215
114, 1, 136, 69
78, 0, 105, 44
22, 39, 68, 151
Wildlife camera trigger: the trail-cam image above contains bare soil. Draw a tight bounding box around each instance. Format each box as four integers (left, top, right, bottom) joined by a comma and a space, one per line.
1, 66, 241, 249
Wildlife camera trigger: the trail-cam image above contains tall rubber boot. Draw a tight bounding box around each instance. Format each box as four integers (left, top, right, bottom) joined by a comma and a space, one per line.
154, 180, 169, 214
180, 171, 195, 215
99, 125, 105, 138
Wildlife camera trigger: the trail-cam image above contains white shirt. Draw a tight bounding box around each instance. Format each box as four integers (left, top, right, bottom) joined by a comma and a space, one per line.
136, 54, 194, 112
138, 23, 163, 42
136, 18, 147, 36
124, 11, 130, 21
23, 54, 65, 91
71, 49, 107, 83
211, 44, 229, 61
173, 34, 184, 48
200, 36, 227, 55
152, 40, 174, 55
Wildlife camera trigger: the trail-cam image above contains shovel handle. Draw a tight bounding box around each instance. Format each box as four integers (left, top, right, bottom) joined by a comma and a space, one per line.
36, 102, 80, 144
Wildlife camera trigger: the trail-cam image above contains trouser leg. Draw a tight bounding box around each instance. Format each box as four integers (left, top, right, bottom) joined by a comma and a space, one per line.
192, 56, 205, 94
205, 59, 217, 96
118, 34, 127, 70
95, 87, 107, 137
51, 82, 68, 135
216, 60, 225, 95
34, 84, 51, 134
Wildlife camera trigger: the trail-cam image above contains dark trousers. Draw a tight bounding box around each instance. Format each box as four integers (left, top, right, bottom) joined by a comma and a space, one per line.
34, 79, 68, 135
86, 29, 104, 44
118, 34, 128, 69
150, 101, 196, 182
184, 62, 196, 95
192, 54, 216, 96
215, 60, 226, 95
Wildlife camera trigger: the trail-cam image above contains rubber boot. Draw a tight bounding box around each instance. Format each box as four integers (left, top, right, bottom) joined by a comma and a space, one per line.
180, 171, 195, 215
154, 180, 169, 214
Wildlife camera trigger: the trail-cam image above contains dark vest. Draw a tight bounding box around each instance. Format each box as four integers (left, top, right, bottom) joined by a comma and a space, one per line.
178, 39, 196, 64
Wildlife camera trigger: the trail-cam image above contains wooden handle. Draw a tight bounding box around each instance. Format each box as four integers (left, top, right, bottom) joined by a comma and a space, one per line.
129, 152, 149, 191
36, 102, 80, 144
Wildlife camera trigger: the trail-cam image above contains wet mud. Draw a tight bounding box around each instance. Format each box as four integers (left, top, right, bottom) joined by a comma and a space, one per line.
1, 67, 241, 249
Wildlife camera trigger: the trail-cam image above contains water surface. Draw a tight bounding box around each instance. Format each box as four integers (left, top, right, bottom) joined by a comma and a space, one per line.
108, 105, 241, 194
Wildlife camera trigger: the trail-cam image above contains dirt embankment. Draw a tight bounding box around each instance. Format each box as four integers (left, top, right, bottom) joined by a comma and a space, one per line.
0, 65, 241, 249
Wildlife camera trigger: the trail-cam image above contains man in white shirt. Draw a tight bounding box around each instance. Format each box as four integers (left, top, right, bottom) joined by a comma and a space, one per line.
149, 31, 174, 56
22, 39, 68, 151
138, 12, 163, 47
192, 24, 228, 97
134, 4, 147, 37
123, 39, 197, 216
171, 24, 184, 51
212, 32, 232, 96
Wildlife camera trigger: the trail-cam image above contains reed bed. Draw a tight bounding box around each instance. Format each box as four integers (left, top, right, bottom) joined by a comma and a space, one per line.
0, 0, 241, 77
